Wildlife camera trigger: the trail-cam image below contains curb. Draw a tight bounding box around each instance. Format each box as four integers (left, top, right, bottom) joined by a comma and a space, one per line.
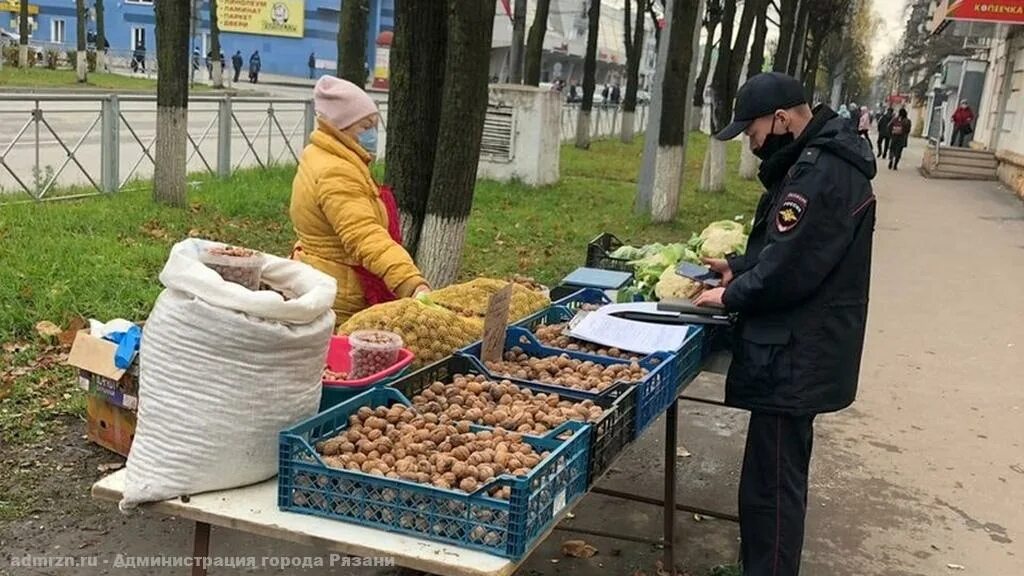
0, 87, 263, 97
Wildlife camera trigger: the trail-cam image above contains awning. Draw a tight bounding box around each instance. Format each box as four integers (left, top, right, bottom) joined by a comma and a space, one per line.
935, 0, 1024, 28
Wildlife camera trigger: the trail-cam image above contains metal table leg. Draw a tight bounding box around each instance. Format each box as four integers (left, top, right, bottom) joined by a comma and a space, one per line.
191, 521, 211, 576
663, 398, 678, 573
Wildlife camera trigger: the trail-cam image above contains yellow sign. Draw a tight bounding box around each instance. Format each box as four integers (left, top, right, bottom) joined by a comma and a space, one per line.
1, 0, 40, 15
219, 0, 305, 38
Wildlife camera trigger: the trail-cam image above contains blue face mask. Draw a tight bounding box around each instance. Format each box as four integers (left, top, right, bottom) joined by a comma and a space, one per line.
358, 128, 378, 155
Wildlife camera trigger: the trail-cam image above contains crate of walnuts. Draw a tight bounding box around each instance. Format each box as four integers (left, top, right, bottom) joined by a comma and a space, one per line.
278, 387, 591, 558
388, 355, 637, 486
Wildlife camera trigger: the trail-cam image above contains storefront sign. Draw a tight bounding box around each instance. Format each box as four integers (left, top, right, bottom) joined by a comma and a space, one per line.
942, 0, 1024, 25
1, 0, 39, 14
218, 0, 305, 39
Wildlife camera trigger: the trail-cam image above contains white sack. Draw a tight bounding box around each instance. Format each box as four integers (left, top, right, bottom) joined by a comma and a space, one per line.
120, 239, 337, 510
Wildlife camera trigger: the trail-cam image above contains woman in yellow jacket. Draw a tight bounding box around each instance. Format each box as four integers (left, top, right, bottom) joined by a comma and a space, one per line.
291, 76, 428, 323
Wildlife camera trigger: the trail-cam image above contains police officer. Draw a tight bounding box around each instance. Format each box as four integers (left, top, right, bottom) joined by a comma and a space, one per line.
694, 72, 877, 575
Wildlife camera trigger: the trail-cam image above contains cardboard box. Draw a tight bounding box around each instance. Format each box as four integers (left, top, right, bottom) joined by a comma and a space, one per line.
86, 395, 136, 457
67, 330, 139, 410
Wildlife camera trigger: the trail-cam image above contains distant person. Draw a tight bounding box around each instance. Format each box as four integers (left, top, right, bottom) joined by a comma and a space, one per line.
191, 48, 200, 78
308, 52, 316, 79
611, 84, 621, 105
568, 82, 580, 103
206, 49, 213, 77
232, 50, 243, 83
838, 104, 851, 121
888, 108, 912, 170
601, 84, 610, 105
857, 105, 871, 142
132, 42, 146, 74
249, 50, 261, 84
848, 101, 860, 127
950, 100, 975, 148
876, 107, 894, 159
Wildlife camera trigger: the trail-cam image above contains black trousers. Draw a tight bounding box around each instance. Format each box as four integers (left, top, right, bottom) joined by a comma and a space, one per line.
876, 134, 890, 158
951, 125, 970, 147
890, 144, 905, 168
740, 412, 815, 576
233, 67, 241, 82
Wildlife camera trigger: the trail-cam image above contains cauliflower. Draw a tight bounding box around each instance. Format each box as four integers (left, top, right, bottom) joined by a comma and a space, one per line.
654, 267, 703, 301
697, 220, 748, 259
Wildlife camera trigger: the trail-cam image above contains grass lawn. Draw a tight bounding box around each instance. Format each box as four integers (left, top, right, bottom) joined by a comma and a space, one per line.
0, 68, 210, 91
0, 134, 762, 447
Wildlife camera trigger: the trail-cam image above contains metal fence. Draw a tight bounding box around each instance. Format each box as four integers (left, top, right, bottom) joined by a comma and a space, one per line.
0, 93, 645, 202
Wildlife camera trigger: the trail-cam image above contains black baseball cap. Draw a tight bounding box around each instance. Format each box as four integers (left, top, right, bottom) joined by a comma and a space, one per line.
714, 72, 808, 141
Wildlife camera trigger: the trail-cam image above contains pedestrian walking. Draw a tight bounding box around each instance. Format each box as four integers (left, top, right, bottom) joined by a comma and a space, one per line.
838, 104, 851, 121
249, 51, 261, 84
601, 84, 610, 105
848, 101, 860, 128
308, 52, 316, 80
131, 41, 146, 74
206, 49, 213, 78
232, 50, 243, 83
950, 100, 975, 148
858, 105, 872, 143
876, 107, 894, 159
888, 108, 912, 170
611, 84, 621, 105
697, 72, 877, 576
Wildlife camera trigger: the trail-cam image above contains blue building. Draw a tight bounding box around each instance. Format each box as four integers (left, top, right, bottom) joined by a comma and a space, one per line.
2, 0, 393, 79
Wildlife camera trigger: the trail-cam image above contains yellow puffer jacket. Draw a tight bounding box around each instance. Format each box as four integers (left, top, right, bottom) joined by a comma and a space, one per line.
290, 119, 426, 324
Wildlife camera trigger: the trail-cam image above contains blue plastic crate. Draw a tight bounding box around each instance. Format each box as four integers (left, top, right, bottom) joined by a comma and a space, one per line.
278, 387, 591, 559
459, 330, 677, 438
386, 355, 637, 486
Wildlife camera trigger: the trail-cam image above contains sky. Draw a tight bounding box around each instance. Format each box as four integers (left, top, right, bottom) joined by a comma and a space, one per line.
872, 0, 911, 66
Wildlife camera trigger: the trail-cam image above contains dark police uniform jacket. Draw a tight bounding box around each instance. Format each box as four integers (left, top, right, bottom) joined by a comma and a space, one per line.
722, 108, 877, 416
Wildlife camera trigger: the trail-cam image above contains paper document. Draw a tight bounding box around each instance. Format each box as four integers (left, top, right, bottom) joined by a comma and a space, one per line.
568, 310, 691, 355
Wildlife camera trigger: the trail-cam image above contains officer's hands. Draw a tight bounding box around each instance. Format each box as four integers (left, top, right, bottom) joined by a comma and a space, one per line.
702, 258, 734, 287
694, 287, 725, 308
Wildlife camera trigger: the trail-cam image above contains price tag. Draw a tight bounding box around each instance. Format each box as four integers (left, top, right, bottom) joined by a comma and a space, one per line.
553, 489, 567, 515
481, 283, 515, 364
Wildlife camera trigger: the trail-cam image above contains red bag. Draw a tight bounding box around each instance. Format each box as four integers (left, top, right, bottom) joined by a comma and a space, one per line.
353, 185, 403, 306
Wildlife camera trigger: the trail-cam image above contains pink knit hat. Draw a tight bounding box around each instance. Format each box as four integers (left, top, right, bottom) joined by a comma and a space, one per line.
313, 75, 378, 130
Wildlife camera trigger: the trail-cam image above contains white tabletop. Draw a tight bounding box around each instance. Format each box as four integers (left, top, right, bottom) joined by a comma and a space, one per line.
92, 470, 520, 576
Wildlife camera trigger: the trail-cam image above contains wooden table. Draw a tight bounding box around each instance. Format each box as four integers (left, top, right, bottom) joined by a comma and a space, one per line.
92, 470, 519, 576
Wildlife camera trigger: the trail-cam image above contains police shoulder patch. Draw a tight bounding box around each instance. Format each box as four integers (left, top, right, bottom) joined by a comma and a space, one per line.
776, 192, 808, 233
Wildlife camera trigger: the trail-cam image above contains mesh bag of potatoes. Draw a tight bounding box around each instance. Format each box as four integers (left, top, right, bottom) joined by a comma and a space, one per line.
339, 297, 482, 368
429, 278, 550, 323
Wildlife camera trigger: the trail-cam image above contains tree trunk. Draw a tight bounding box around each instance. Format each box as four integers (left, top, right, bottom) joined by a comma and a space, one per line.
96, 0, 107, 72
621, 0, 645, 142
773, 0, 796, 72
415, 0, 495, 287
739, 134, 759, 179
803, 34, 823, 98
728, 0, 758, 91
385, 1, 447, 256
153, 0, 191, 207
509, 0, 527, 84
338, 0, 370, 85
788, 0, 809, 78
700, 0, 734, 192
18, 0, 28, 68
747, 0, 768, 78
693, 1, 720, 109
650, 0, 703, 223
76, 0, 87, 82
210, 0, 223, 87
576, 0, 601, 149
524, 0, 551, 86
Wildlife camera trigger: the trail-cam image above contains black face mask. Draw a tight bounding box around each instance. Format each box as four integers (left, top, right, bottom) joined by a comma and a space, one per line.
753, 115, 794, 160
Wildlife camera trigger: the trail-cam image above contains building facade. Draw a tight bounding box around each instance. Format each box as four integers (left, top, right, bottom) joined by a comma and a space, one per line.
1, 0, 394, 79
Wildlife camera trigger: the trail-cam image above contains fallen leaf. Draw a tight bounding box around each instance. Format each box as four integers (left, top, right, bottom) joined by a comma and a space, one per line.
35, 321, 62, 340
676, 446, 692, 458
947, 564, 965, 571
97, 462, 124, 473
3, 342, 29, 354
58, 317, 88, 347
561, 539, 598, 559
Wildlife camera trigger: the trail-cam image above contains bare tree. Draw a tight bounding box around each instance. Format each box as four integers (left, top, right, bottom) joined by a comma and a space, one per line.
621, 0, 647, 142
693, 0, 722, 112
18, 0, 29, 68
509, 0, 527, 83
415, 0, 496, 285
76, 0, 87, 82
386, 1, 447, 255
747, 0, 768, 78
338, 0, 369, 85
524, 0, 553, 86
699, 0, 735, 192
210, 0, 223, 88
772, 0, 797, 72
575, 0, 602, 149
95, 0, 107, 71
153, 0, 191, 207
649, 0, 704, 223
